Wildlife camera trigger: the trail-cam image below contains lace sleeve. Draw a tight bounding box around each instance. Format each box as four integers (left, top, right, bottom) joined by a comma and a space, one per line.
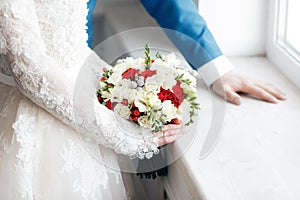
0, 0, 159, 159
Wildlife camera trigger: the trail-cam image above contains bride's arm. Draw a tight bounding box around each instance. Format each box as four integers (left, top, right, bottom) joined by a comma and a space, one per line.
0, 0, 159, 159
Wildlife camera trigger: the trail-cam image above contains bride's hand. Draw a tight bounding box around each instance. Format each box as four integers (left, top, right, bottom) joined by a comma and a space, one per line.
152, 118, 182, 147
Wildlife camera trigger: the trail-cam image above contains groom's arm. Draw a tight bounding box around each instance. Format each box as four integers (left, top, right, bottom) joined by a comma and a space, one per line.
140, 0, 234, 85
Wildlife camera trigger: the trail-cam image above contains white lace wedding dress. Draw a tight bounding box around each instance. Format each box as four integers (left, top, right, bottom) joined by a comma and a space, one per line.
0, 0, 159, 199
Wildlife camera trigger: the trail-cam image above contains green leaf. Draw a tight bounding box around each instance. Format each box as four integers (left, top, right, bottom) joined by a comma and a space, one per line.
189, 97, 197, 101
144, 44, 151, 69
155, 52, 163, 59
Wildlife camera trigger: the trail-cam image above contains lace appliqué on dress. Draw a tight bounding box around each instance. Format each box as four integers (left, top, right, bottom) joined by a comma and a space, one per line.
60, 139, 109, 200
0, 0, 159, 161
12, 113, 37, 200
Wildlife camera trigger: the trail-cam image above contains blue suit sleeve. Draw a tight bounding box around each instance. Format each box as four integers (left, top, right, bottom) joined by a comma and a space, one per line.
87, 0, 97, 48
141, 0, 223, 69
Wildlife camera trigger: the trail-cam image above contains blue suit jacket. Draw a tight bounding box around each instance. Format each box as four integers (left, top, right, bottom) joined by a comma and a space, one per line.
86, 0, 222, 69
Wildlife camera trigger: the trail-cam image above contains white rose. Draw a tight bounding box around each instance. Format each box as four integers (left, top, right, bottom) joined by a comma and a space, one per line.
152, 63, 170, 74
134, 100, 148, 112
111, 86, 125, 102
120, 79, 132, 88
145, 93, 162, 108
146, 75, 163, 85
161, 78, 177, 90
101, 91, 111, 99
151, 63, 177, 89
107, 72, 122, 85
122, 87, 137, 102
138, 90, 162, 107
134, 90, 161, 112
114, 103, 131, 119
144, 81, 160, 93
161, 100, 178, 122
124, 57, 135, 65
127, 89, 138, 103
138, 116, 152, 129
113, 63, 127, 74
165, 53, 181, 67
134, 57, 146, 70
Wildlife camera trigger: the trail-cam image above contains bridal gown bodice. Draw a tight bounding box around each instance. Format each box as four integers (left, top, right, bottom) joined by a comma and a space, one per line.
0, 0, 156, 199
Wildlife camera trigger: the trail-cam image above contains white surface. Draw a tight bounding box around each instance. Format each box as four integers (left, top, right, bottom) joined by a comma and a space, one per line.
167, 56, 300, 199
199, 0, 268, 56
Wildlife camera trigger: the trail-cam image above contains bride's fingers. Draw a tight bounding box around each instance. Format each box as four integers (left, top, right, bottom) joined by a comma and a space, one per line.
152, 131, 163, 138
152, 130, 176, 138
162, 124, 182, 131
158, 135, 177, 146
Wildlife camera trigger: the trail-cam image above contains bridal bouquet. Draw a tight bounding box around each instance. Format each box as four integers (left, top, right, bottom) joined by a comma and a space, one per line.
97, 45, 200, 132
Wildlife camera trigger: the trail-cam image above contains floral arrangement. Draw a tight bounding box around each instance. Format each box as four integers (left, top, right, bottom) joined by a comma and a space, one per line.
97, 45, 200, 132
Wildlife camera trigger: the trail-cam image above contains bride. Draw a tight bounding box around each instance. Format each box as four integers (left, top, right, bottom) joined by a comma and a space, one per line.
0, 0, 180, 199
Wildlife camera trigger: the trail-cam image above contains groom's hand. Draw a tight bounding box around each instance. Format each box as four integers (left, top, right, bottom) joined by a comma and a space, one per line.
212, 71, 286, 105
152, 118, 182, 147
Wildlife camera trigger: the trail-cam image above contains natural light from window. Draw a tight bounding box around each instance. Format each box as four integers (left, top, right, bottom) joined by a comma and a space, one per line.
285, 0, 300, 54
267, 0, 300, 87
277, 0, 300, 61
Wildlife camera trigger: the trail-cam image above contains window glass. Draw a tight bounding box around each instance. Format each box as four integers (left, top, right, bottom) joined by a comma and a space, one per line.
285, 0, 300, 54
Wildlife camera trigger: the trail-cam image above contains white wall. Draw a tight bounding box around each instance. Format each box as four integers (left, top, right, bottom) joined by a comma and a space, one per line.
199, 0, 268, 56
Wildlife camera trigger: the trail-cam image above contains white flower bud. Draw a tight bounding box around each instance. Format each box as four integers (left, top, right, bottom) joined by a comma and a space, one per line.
131, 81, 137, 89
137, 79, 144, 87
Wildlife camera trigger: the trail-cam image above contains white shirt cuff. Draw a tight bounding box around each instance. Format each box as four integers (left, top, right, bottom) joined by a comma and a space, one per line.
197, 55, 234, 86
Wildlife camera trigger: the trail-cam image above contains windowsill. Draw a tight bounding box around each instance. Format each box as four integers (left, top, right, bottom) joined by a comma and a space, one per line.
166, 56, 300, 200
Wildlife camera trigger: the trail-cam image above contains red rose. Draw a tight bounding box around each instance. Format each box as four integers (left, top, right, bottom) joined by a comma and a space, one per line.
140, 69, 157, 80
105, 100, 112, 110
172, 81, 181, 94
130, 115, 139, 122
151, 59, 155, 63
132, 109, 140, 117
133, 116, 138, 122
157, 87, 172, 102
100, 77, 106, 81
172, 96, 180, 108
122, 68, 140, 80
97, 96, 102, 102
172, 81, 185, 107
157, 85, 184, 108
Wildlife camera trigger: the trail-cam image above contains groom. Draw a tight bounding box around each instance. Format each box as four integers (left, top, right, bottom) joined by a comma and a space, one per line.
86, 0, 286, 106
86, 0, 286, 199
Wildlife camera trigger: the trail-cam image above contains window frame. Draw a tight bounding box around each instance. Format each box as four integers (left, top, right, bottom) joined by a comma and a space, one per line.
266, 0, 300, 88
